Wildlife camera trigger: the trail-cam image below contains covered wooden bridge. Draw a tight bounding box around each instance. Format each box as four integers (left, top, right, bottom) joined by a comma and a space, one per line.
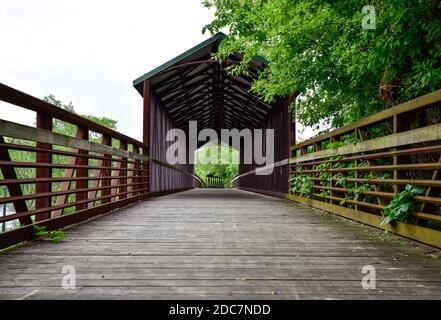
0, 33, 441, 299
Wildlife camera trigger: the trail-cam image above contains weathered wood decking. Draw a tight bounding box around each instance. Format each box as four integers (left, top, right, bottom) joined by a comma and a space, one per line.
1, 189, 441, 300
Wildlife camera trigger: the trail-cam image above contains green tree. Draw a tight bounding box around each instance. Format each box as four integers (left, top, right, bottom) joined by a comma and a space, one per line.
43, 94, 117, 140
203, 0, 441, 130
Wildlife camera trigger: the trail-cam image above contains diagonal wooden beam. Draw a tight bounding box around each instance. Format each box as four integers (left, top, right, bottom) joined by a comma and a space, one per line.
35, 111, 52, 222
52, 126, 88, 217
87, 135, 111, 208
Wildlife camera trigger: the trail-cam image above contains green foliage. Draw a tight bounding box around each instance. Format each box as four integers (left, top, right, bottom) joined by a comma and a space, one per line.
203, 0, 441, 130
322, 135, 360, 150
334, 172, 346, 188
427, 220, 441, 230
315, 162, 331, 181
33, 225, 65, 244
44, 95, 117, 140
290, 130, 398, 206
350, 184, 371, 202
381, 184, 425, 226
289, 167, 313, 198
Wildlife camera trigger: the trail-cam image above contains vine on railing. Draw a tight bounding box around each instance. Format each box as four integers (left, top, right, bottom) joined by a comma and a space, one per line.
381, 185, 425, 226
33, 225, 65, 244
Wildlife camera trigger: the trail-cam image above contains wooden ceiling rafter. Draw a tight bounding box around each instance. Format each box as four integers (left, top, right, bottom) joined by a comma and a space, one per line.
172, 98, 213, 125
165, 86, 212, 112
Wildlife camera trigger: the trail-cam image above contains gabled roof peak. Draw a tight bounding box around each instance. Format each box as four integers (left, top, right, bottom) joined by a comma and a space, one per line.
133, 32, 227, 87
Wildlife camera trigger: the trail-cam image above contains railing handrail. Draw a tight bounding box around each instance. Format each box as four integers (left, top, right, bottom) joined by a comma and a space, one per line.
0, 83, 146, 149
289, 123, 441, 164
0, 118, 201, 184
287, 89, 441, 248
231, 159, 289, 183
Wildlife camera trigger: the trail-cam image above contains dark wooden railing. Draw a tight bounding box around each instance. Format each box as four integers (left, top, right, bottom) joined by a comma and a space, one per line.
0, 83, 199, 250
289, 89, 441, 248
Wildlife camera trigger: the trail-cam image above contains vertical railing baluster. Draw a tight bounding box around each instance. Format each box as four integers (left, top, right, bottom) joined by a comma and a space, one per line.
142, 146, 149, 194
394, 113, 410, 194
110, 139, 121, 202
75, 126, 89, 211
101, 134, 112, 204
87, 135, 104, 208
119, 141, 128, 200
1, 186, 6, 232
35, 111, 52, 221
354, 128, 359, 211
133, 146, 140, 196
393, 114, 399, 195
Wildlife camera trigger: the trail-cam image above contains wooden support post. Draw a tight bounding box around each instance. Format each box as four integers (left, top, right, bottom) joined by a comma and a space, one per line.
142, 146, 149, 193
142, 79, 151, 145
119, 141, 128, 200
133, 146, 141, 196
287, 95, 296, 193
354, 128, 359, 211
126, 145, 135, 197
287, 96, 296, 153
393, 113, 411, 193
393, 115, 399, 194
101, 135, 112, 204
35, 112, 52, 221
143, 80, 151, 146
75, 126, 89, 211
143, 79, 150, 193
325, 136, 336, 204
87, 135, 108, 208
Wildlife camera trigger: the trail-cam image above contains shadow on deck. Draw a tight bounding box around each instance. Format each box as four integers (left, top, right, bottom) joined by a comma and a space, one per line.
1, 189, 441, 300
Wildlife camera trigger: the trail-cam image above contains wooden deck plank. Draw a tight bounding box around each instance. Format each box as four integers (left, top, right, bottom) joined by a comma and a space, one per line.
1, 189, 441, 300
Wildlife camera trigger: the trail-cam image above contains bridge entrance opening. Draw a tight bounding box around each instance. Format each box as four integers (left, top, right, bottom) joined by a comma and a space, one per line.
194, 141, 239, 189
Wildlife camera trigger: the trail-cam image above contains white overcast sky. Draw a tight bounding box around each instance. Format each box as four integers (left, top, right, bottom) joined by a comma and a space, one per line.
0, 0, 314, 141
0, 0, 217, 140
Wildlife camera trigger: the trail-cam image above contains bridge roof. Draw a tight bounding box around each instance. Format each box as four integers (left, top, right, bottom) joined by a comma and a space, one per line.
132, 32, 274, 131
